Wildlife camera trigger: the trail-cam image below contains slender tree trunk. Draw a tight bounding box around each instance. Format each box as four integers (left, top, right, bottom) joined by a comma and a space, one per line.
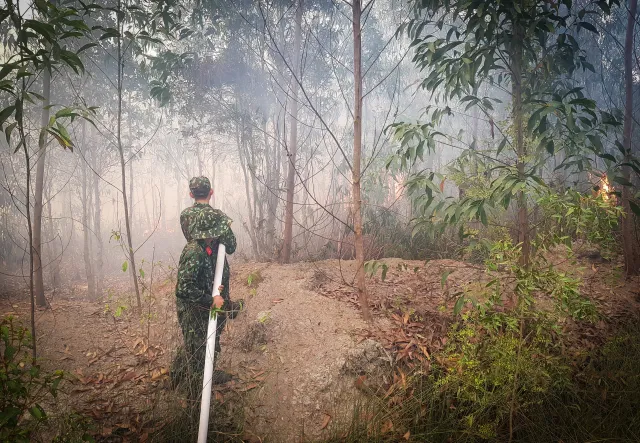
128, 160, 134, 232
265, 114, 279, 254
622, 0, 640, 276
33, 68, 50, 307
248, 131, 265, 251
81, 137, 96, 299
512, 19, 530, 267
117, 3, 141, 308
92, 148, 104, 299
19, 103, 37, 359
196, 144, 204, 176
45, 183, 60, 288
352, 0, 371, 322
237, 116, 260, 258
160, 175, 166, 231
175, 175, 181, 221
281, 0, 303, 263
211, 149, 216, 207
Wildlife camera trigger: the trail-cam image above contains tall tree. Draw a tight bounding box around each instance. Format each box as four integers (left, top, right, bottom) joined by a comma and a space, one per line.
621, 0, 639, 276
281, 0, 303, 263
33, 68, 51, 307
352, 0, 371, 321
80, 124, 96, 299
115, 0, 141, 309
392, 0, 620, 267
91, 146, 104, 299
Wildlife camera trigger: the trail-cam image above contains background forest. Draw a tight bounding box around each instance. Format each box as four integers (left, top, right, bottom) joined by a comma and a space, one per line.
1, 0, 639, 441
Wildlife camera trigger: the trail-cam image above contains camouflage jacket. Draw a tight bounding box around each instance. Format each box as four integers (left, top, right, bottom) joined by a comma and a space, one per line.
178, 203, 237, 301
175, 241, 214, 308
180, 203, 237, 254
180, 203, 211, 242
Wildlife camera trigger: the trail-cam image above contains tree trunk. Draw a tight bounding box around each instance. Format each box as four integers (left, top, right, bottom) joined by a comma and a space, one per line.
210, 149, 216, 207
512, 19, 530, 267
237, 115, 260, 258
92, 147, 104, 299
160, 175, 166, 231
175, 174, 181, 221
19, 103, 37, 359
81, 134, 96, 299
281, 0, 303, 263
248, 129, 265, 252
117, 3, 141, 308
45, 182, 60, 288
265, 114, 279, 255
33, 67, 50, 307
352, 0, 371, 322
622, 0, 640, 276
128, 159, 134, 234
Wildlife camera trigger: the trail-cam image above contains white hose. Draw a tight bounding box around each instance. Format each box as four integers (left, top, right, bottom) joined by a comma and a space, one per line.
197, 243, 226, 443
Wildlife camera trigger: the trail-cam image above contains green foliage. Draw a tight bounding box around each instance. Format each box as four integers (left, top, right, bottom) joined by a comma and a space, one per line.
246, 270, 263, 288
537, 190, 623, 259
481, 239, 597, 321
364, 260, 388, 281
330, 322, 640, 443
431, 314, 568, 440
0, 317, 64, 442
362, 205, 461, 260
0, 0, 98, 153
389, 0, 625, 261
51, 412, 95, 443
103, 290, 128, 319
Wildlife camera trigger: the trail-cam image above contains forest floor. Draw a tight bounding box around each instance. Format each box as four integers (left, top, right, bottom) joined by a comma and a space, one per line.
1, 253, 639, 442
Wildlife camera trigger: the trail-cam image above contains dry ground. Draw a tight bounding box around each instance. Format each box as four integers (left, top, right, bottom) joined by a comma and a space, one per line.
1, 253, 639, 442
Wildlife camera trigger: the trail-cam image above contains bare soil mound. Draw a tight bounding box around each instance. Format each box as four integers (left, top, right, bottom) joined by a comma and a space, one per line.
220, 262, 385, 441
1, 254, 638, 442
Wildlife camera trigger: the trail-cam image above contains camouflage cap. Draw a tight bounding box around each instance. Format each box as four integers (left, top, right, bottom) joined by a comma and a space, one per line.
189, 176, 211, 197
189, 207, 232, 241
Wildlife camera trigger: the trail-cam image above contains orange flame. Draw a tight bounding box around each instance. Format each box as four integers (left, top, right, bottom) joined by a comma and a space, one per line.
593, 173, 616, 204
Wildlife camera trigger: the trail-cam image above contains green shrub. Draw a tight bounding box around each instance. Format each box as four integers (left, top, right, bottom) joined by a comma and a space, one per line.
0, 316, 63, 442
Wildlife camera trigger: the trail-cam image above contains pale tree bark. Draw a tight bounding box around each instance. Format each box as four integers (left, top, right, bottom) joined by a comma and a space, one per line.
160, 175, 166, 231
44, 180, 60, 288
81, 132, 96, 299
210, 149, 216, 207
92, 147, 104, 299
352, 0, 371, 322
281, 0, 303, 263
175, 174, 181, 220
622, 0, 640, 276
117, 2, 141, 308
18, 93, 37, 358
33, 67, 50, 307
128, 159, 134, 231
236, 113, 260, 258
512, 18, 530, 267
265, 114, 280, 254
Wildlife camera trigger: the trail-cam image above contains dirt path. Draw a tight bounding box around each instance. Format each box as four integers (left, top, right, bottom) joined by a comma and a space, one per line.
220, 262, 377, 442
0, 262, 388, 442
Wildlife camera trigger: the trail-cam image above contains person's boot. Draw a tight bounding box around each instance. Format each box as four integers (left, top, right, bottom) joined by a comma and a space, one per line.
226, 299, 244, 320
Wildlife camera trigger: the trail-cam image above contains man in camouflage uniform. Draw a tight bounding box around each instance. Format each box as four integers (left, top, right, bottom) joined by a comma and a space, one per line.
179, 177, 240, 312
171, 178, 238, 391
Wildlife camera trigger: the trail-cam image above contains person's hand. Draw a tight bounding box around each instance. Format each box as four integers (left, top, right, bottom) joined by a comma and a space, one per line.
218, 285, 224, 293
212, 295, 224, 309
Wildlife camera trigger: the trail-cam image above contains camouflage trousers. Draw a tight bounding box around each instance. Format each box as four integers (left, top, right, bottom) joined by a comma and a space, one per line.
171, 300, 227, 395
